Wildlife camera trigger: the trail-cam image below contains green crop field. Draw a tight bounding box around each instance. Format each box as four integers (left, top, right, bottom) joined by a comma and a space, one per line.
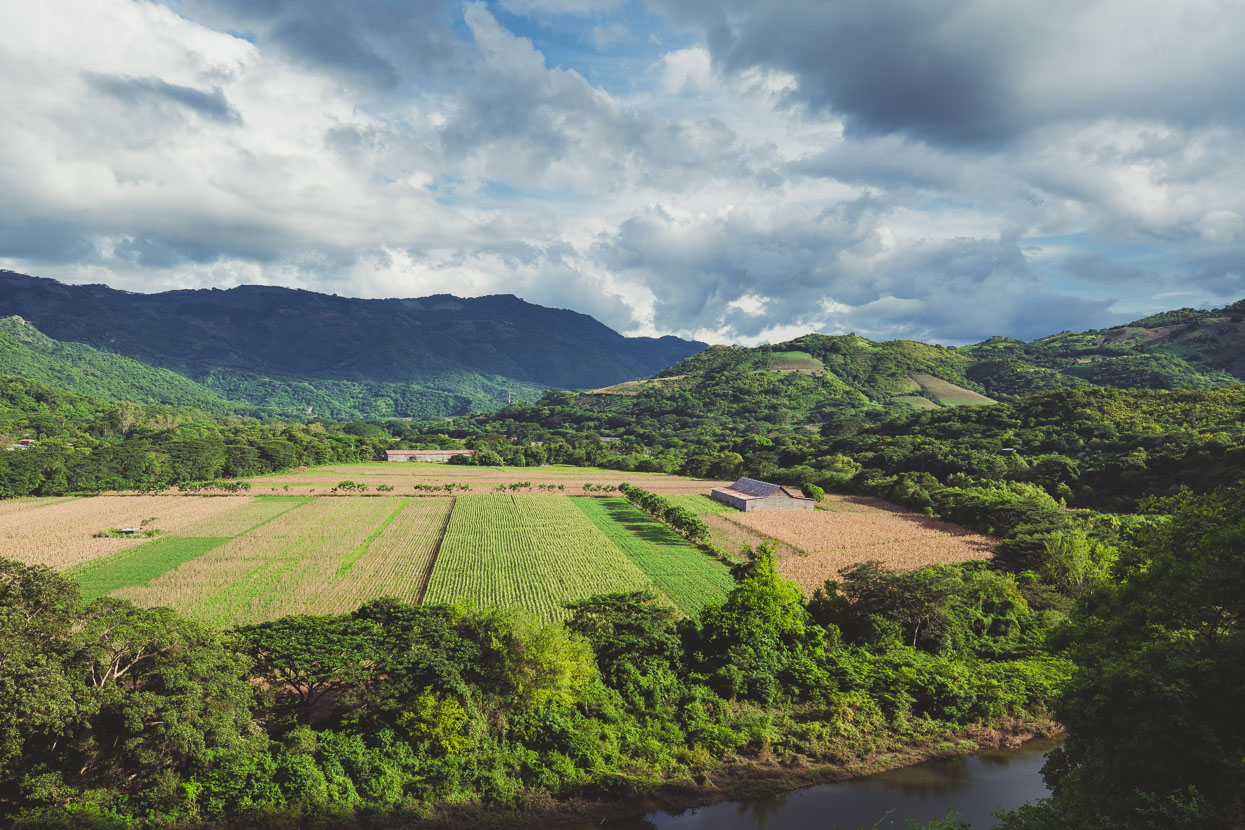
662, 494, 737, 515
571, 497, 735, 615
62, 484, 738, 625
423, 494, 657, 622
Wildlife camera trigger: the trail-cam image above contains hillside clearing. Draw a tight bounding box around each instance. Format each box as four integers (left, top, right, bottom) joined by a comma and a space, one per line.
909, 373, 996, 407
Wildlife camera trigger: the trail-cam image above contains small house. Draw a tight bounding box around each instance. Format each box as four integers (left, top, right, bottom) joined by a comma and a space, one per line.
710, 477, 815, 512
383, 449, 474, 463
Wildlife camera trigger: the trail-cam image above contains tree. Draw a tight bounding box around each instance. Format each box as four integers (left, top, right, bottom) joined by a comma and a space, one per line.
1010, 486, 1245, 827
693, 547, 828, 703
237, 615, 379, 724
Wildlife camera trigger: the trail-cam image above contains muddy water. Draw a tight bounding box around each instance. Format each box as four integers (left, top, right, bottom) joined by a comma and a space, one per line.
588, 737, 1061, 830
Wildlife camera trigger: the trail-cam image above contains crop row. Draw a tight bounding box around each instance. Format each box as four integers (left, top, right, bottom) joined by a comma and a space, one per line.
571, 497, 735, 616
422, 494, 655, 623
114, 498, 402, 625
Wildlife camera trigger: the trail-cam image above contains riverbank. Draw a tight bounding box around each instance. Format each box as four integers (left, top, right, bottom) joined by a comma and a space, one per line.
395, 716, 1062, 830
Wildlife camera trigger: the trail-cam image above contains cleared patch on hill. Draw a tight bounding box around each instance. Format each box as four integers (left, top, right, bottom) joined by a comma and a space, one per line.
586, 375, 685, 395
766, 350, 825, 375
891, 395, 940, 411
909, 373, 996, 407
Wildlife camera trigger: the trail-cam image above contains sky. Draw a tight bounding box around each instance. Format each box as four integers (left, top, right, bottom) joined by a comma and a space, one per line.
1, 0, 1243, 346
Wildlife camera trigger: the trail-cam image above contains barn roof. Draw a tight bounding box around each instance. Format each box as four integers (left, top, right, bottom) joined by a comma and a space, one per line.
728, 477, 783, 498
711, 477, 815, 502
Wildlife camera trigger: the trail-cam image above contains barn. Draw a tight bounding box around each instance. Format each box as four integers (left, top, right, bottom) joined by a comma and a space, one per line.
710, 477, 815, 511
383, 449, 474, 463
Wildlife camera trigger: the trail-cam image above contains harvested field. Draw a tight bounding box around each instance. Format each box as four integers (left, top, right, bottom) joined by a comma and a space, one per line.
113, 497, 402, 626
721, 495, 997, 593
424, 494, 655, 623
909, 373, 995, 407
0, 496, 79, 517
316, 497, 453, 614
702, 512, 801, 563
0, 495, 251, 571
245, 462, 725, 497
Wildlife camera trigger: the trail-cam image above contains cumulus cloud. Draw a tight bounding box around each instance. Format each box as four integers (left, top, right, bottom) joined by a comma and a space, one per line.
0, 0, 1242, 348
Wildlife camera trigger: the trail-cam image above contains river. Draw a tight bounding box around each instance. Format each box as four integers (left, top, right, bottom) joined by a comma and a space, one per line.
584, 737, 1061, 830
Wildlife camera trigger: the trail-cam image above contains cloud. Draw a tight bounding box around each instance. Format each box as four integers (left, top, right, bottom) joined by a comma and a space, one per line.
649, 0, 1245, 149
1057, 254, 1151, 285
1, 0, 1241, 351
83, 73, 242, 123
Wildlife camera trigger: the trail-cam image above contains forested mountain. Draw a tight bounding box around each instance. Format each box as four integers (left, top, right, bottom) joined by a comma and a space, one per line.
0, 315, 250, 416
0, 271, 704, 420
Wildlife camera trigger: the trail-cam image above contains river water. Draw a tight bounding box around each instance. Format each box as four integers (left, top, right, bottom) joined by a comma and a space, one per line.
586, 737, 1061, 830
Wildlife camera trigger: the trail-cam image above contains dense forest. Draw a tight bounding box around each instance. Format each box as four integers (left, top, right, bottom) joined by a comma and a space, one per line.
0, 375, 390, 497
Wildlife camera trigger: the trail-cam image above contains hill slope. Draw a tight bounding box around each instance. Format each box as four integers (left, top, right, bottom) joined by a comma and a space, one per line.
0, 316, 248, 415
0, 271, 704, 420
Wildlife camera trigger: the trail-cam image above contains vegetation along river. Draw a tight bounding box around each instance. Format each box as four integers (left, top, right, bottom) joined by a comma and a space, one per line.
582, 737, 1062, 830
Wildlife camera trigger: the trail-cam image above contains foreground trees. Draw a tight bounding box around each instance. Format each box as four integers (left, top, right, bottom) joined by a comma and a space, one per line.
1001, 485, 1245, 828
1, 549, 1062, 827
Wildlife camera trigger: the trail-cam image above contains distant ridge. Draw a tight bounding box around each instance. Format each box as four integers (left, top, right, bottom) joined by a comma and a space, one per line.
0, 271, 706, 420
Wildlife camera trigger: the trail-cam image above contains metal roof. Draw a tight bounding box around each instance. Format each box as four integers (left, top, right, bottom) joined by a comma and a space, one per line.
728, 477, 783, 498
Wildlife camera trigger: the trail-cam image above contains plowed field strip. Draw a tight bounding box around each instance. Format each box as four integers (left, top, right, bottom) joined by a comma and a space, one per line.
571, 497, 734, 616
75, 497, 312, 598
337, 498, 410, 575
415, 498, 455, 604
316, 497, 455, 614
0, 495, 252, 571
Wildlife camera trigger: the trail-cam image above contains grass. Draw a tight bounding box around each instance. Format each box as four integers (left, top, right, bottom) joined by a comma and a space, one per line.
767, 350, 825, 374
74, 537, 230, 601
892, 395, 940, 411
571, 497, 735, 616
423, 494, 655, 623
663, 494, 736, 515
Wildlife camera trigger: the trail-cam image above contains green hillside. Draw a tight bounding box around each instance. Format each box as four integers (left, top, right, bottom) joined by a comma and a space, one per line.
961, 300, 1245, 394
0, 316, 246, 415
0, 271, 704, 419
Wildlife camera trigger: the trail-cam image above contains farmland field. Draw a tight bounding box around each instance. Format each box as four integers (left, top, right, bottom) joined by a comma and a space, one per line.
663, 494, 736, 515
113, 497, 404, 626
423, 494, 657, 622
572, 497, 734, 616
718, 495, 996, 593
244, 462, 727, 496
0, 495, 252, 571
909, 373, 996, 407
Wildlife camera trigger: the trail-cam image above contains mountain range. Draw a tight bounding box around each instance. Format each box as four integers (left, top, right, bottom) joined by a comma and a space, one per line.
0, 271, 703, 420
1, 269, 1243, 423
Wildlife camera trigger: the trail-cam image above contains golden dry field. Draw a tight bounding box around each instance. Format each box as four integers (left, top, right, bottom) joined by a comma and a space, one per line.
243, 462, 727, 496
0, 495, 252, 570
715, 494, 997, 593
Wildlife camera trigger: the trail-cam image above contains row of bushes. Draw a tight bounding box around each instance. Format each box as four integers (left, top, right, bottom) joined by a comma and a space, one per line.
618, 483, 710, 543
